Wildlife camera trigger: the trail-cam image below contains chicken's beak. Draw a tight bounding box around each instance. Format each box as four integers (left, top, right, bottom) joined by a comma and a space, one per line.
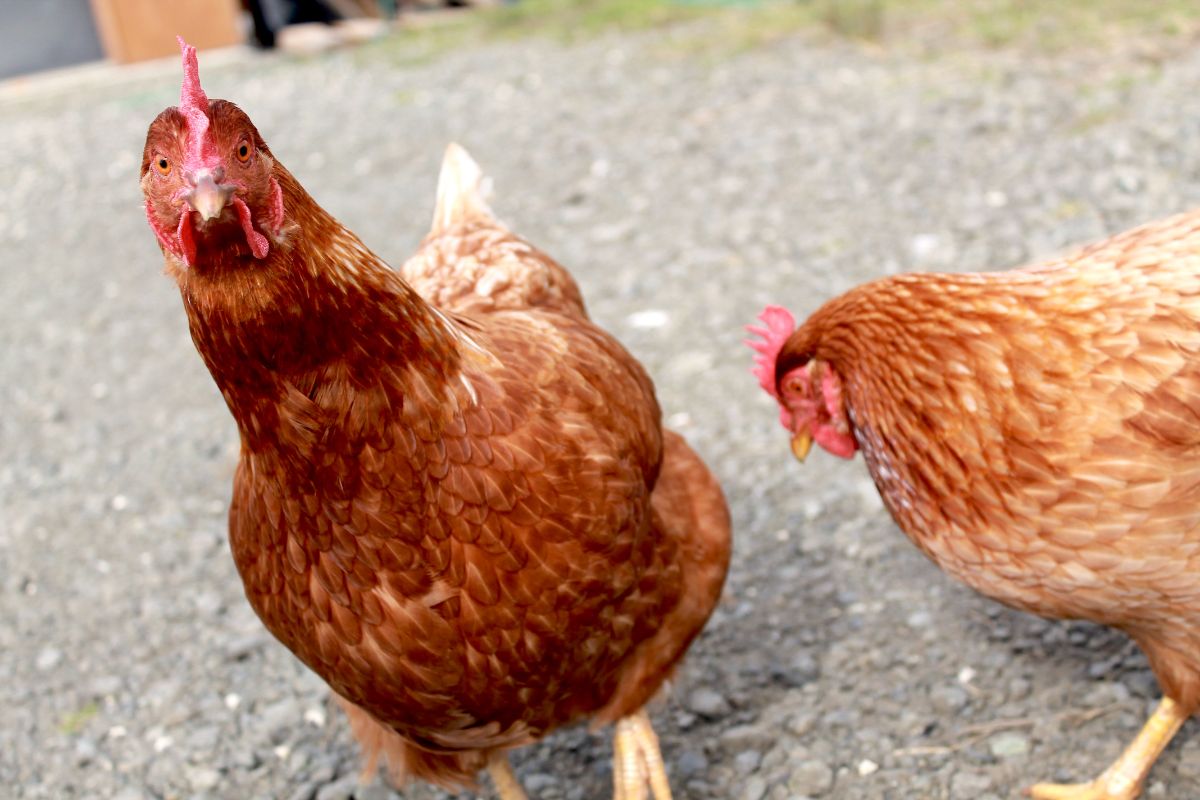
185, 173, 234, 222
790, 430, 814, 463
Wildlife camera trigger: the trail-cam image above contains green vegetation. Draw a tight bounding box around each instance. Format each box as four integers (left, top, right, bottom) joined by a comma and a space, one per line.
372, 0, 1200, 58
58, 702, 99, 735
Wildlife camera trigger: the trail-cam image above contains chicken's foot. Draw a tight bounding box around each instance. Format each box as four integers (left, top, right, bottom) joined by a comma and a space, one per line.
1027, 696, 1187, 800
487, 752, 528, 800
612, 709, 672, 800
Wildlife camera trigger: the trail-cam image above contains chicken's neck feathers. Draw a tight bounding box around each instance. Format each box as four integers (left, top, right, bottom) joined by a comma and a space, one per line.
176, 168, 479, 450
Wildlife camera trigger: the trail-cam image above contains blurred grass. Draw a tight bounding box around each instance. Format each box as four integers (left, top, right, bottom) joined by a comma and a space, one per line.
58, 702, 98, 735
371, 0, 1200, 62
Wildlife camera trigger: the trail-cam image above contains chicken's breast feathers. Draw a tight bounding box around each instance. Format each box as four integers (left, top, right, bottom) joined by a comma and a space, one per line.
227, 306, 691, 750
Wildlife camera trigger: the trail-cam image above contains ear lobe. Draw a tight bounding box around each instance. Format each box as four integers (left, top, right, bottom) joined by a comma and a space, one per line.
267, 176, 285, 235
820, 366, 844, 419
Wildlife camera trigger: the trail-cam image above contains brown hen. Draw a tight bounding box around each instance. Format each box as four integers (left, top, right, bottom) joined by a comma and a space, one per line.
141, 40, 730, 799
750, 211, 1200, 799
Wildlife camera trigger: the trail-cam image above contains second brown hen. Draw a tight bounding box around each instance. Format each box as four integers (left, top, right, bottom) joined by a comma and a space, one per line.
750, 211, 1200, 799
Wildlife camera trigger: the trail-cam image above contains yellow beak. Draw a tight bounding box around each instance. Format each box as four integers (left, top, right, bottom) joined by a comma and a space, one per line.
790, 430, 813, 462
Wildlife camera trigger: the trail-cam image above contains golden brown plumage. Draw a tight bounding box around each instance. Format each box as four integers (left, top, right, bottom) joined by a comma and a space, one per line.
752, 210, 1200, 799
143, 42, 730, 798
400, 143, 588, 319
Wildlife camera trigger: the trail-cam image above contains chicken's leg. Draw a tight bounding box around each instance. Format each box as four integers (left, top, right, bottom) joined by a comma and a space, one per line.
487, 752, 528, 800
612, 709, 672, 800
1027, 696, 1188, 800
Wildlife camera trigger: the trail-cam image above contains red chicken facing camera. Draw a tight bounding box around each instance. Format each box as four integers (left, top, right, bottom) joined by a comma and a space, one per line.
142, 37, 731, 800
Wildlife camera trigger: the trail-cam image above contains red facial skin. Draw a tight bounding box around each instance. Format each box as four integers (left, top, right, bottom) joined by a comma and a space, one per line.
747, 305, 857, 459
778, 361, 858, 459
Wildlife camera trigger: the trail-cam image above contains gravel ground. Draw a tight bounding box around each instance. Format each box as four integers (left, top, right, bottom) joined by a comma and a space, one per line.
6, 19, 1200, 800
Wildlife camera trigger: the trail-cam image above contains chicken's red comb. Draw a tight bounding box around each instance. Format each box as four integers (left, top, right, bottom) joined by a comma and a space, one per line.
745, 306, 796, 398
177, 36, 219, 172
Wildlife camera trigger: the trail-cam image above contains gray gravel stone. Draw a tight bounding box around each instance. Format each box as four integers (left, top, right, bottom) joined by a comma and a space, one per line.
988, 732, 1031, 759
89, 674, 124, 696
315, 774, 361, 800
523, 773, 559, 795
742, 775, 768, 800
111, 788, 153, 800
734, 748, 763, 774
286, 781, 321, 800
35, 647, 62, 671
951, 770, 995, 796
186, 765, 222, 791
784, 710, 818, 738
787, 759, 834, 797
929, 685, 969, 715
905, 610, 932, 629
256, 697, 303, 744
720, 723, 774, 752
1178, 738, 1200, 782
676, 749, 709, 779
353, 782, 403, 800
687, 687, 732, 719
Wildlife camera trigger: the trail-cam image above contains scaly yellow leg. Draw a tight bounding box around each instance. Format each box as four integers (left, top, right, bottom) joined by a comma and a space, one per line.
612, 709, 672, 800
487, 752, 528, 800
1028, 696, 1188, 800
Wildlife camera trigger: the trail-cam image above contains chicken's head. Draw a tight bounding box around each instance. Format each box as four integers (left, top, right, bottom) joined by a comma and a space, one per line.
746, 306, 857, 462
141, 37, 285, 269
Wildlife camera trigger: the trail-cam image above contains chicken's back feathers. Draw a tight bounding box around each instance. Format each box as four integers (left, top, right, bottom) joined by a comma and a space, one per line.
401, 144, 588, 317
777, 209, 1200, 704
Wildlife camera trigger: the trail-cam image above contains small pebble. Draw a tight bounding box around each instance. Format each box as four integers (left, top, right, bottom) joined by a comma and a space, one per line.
988, 732, 1030, 759
930, 685, 969, 714
36, 647, 63, 671
676, 749, 709, 778
688, 687, 732, 719
523, 773, 559, 794
186, 766, 221, 791
314, 774, 359, 800
906, 610, 932, 629
787, 759, 834, 796
734, 749, 762, 774
742, 776, 768, 800
951, 771, 994, 796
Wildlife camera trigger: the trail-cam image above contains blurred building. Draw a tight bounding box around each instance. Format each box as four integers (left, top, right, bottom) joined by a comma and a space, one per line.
0, 0, 243, 80
0, 0, 105, 79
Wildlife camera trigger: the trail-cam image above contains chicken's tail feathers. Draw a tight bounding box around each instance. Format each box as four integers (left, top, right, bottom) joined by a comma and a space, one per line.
431, 142, 495, 234
336, 693, 531, 793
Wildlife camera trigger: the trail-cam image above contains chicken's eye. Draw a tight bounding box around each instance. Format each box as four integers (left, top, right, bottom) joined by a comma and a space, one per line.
235, 141, 252, 163
155, 156, 171, 176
